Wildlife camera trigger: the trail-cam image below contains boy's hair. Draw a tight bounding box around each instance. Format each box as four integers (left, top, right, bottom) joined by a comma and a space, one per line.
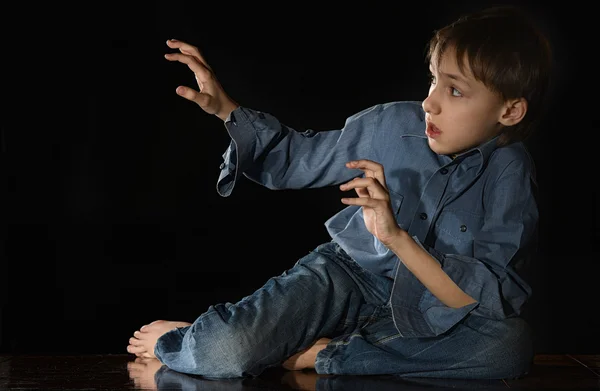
426, 5, 553, 147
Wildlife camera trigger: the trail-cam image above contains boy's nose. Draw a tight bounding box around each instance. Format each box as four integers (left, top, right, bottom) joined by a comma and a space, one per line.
422, 90, 440, 115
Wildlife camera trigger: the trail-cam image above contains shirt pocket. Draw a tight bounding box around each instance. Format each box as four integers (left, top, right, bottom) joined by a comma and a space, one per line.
389, 189, 404, 216
433, 209, 484, 256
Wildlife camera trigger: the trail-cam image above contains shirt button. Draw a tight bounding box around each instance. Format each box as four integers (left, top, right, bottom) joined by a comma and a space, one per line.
460, 224, 467, 232
440, 168, 448, 175
219, 163, 225, 169
420, 212, 428, 220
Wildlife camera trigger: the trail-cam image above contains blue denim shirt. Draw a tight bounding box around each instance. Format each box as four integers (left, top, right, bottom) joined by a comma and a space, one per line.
217, 101, 538, 338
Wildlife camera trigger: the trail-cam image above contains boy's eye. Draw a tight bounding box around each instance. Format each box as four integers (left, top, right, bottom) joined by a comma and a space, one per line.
429, 74, 436, 84
450, 87, 462, 97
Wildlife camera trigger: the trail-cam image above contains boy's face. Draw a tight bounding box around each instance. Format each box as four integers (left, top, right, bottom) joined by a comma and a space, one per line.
422, 46, 507, 156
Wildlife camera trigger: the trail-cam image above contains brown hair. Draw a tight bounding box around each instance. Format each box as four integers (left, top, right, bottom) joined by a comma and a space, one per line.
426, 5, 553, 147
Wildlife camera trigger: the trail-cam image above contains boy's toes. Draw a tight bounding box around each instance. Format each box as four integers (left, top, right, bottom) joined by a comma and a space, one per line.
129, 337, 142, 346
127, 344, 146, 355
141, 320, 165, 331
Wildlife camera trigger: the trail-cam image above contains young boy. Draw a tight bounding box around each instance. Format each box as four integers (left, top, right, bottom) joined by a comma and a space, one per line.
127, 5, 552, 380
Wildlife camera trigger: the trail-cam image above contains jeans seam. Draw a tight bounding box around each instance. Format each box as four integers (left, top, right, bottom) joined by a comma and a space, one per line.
373, 333, 402, 345
359, 306, 381, 330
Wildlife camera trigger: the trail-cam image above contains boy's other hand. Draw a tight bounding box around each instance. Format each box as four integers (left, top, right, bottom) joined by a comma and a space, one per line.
340, 159, 404, 247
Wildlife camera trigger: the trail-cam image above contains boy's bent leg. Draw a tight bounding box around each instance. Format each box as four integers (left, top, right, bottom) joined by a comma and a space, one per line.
154, 242, 392, 378
316, 307, 533, 380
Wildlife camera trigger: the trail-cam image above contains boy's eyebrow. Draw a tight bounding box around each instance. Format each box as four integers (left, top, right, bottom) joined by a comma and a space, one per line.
443, 71, 471, 87
429, 65, 472, 88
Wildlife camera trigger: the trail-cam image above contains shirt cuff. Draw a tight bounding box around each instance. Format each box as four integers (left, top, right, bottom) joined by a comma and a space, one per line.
153, 326, 190, 364
216, 107, 258, 197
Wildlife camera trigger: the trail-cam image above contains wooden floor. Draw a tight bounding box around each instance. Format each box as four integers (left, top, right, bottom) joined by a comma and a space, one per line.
0, 354, 598, 390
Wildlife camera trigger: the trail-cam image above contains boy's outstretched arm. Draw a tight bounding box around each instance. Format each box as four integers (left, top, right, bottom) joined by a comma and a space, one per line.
164, 38, 382, 196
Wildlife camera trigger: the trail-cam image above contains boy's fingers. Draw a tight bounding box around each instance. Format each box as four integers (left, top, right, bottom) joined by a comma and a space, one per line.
346, 160, 387, 189
164, 52, 211, 82
167, 39, 212, 70
175, 87, 215, 112
175, 86, 199, 101
340, 177, 389, 201
341, 196, 384, 209
346, 159, 383, 171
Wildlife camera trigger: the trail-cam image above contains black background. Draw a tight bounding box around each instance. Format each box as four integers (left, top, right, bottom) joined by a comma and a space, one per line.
2, 0, 598, 355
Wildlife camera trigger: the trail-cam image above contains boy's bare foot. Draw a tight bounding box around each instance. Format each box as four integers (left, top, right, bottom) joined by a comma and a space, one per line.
127, 357, 163, 390
127, 320, 192, 359
282, 338, 332, 370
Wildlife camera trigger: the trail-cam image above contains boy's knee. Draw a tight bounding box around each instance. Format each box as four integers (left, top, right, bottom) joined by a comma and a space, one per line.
199, 347, 257, 378
297, 249, 349, 278
481, 318, 534, 379
498, 318, 534, 378
171, 325, 261, 378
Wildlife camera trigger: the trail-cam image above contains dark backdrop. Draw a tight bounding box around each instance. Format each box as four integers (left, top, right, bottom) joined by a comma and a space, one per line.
2, 0, 598, 355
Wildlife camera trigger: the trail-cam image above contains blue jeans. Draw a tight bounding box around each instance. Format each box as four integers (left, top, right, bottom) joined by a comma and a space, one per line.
154, 241, 533, 379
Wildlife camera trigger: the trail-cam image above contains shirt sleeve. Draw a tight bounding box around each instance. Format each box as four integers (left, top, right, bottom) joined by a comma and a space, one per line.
390, 161, 538, 338
216, 105, 380, 197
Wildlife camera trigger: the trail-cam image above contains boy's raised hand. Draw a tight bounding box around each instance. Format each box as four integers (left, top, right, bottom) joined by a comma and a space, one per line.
165, 39, 239, 121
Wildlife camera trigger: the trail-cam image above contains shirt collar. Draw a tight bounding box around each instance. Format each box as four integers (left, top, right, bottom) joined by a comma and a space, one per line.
450, 135, 500, 174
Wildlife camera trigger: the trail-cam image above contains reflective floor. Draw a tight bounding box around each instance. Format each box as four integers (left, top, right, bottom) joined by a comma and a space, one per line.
0, 354, 598, 390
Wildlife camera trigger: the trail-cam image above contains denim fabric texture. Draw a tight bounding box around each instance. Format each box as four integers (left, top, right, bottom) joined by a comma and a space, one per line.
155, 102, 538, 379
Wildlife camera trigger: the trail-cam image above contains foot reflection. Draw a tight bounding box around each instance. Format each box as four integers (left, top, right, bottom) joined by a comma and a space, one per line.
126, 357, 163, 390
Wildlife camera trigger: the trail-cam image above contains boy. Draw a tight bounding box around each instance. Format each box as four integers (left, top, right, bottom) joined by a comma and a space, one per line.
127, 5, 552, 380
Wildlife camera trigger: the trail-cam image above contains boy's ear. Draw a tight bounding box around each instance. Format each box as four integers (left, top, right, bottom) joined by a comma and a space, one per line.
498, 98, 527, 126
